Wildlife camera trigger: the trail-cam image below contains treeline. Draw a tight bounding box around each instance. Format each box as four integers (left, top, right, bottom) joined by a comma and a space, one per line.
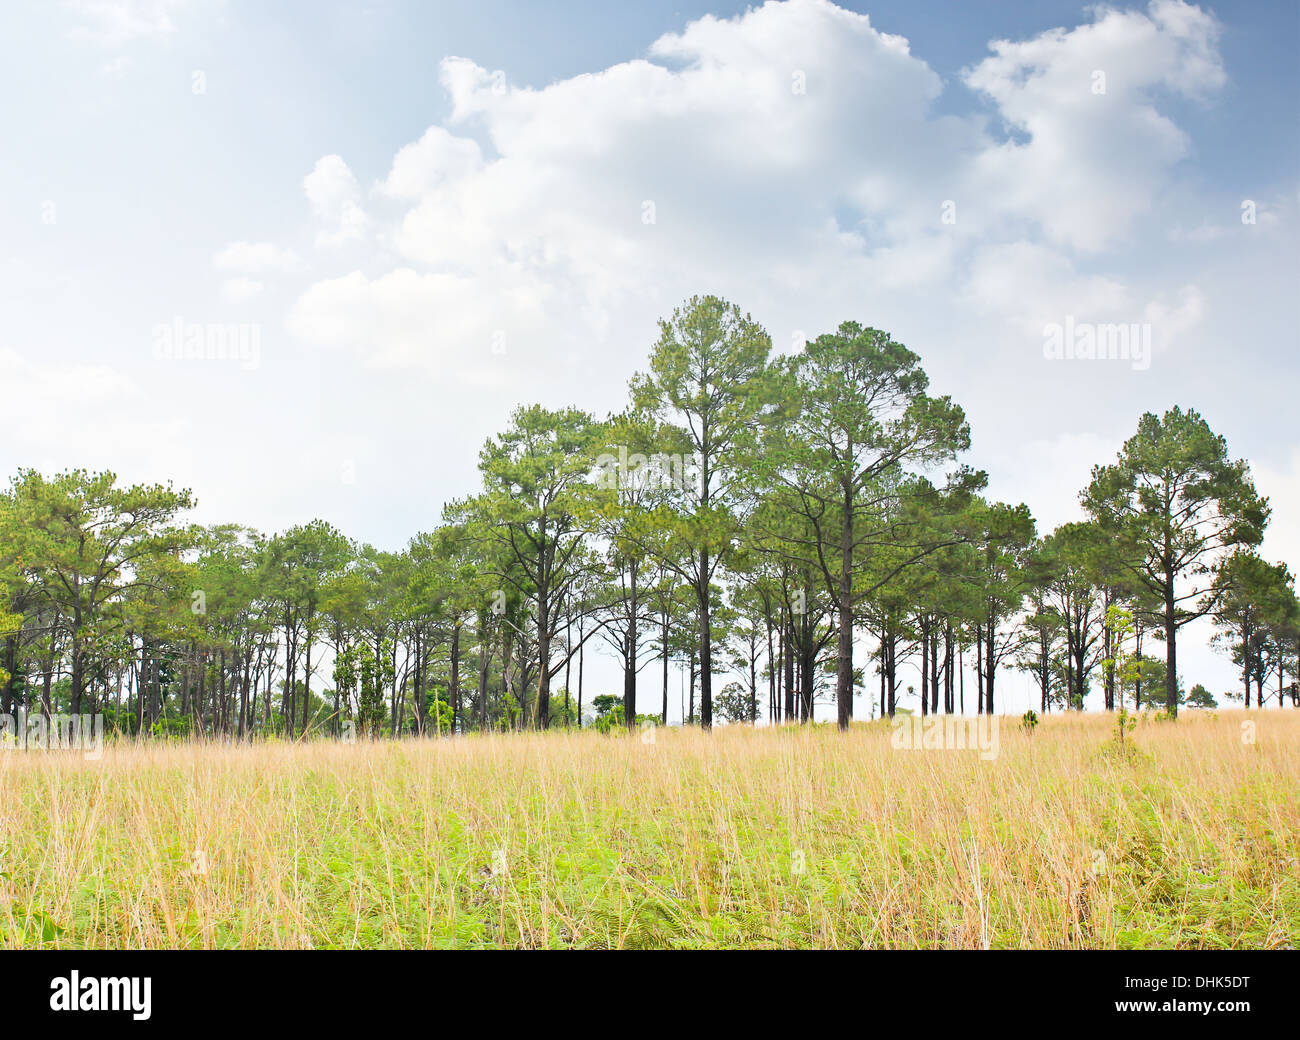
1, 296, 1296, 738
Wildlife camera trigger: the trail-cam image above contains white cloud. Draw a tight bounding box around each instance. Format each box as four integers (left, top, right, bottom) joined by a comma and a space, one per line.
100, 55, 132, 78
1255, 447, 1300, 574
220, 276, 264, 302
378, 126, 483, 201
1169, 196, 1287, 242
67, 0, 186, 46
281, 0, 1225, 385
0, 348, 188, 472
986, 429, 1124, 530
285, 267, 548, 379
304, 155, 370, 247
213, 241, 301, 275
964, 241, 1133, 335
961, 239, 1207, 372
961, 240, 1208, 376
963, 0, 1225, 253
1142, 284, 1205, 350
0, 347, 132, 415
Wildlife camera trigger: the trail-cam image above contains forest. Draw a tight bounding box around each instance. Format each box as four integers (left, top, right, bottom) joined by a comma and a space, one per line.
2, 296, 1296, 742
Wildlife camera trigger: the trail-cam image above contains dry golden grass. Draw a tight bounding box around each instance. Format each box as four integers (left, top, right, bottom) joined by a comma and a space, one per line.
1, 710, 1296, 948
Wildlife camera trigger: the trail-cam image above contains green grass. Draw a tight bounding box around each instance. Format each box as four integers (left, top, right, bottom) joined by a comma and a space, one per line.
0, 710, 1296, 948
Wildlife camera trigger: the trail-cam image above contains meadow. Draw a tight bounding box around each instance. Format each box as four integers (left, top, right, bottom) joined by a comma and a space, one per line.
1, 710, 1296, 949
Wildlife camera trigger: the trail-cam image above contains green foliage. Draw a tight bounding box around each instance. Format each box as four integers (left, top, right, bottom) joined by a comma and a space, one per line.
0, 306, 1287, 744
1185, 683, 1217, 709
588, 695, 656, 733
1100, 707, 1147, 763
1211, 550, 1298, 705
338, 639, 395, 738
424, 693, 454, 734
715, 681, 755, 724
628, 295, 775, 729
1085, 407, 1269, 717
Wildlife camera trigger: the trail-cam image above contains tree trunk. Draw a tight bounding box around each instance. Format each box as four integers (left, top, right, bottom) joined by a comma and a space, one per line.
625, 564, 638, 731
1, 634, 16, 716
984, 621, 996, 715
689, 649, 696, 723
698, 547, 712, 730
449, 620, 461, 734
783, 615, 795, 722
577, 636, 584, 728
835, 507, 853, 730
885, 629, 896, 718
765, 610, 776, 725
477, 626, 490, 729
1164, 570, 1178, 717
661, 608, 670, 726
944, 625, 954, 714
920, 622, 929, 719
302, 632, 313, 736
537, 588, 551, 729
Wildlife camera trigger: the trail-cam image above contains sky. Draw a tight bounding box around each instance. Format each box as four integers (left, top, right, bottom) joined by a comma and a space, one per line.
1, 0, 1297, 719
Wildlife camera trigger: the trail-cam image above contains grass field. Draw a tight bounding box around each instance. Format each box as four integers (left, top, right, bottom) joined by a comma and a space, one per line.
1, 710, 1296, 949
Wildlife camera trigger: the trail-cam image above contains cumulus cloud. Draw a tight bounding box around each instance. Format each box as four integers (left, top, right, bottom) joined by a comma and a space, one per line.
67, 0, 186, 46
378, 126, 484, 201
1255, 447, 1300, 572
0, 348, 188, 473
0, 347, 133, 413
213, 241, 302, 275
285, 267, 550, 380
962, 0, 1225, 253
100, 55, 132, 78
964, 241, 1133, 335
278, 0, 1225, 386
1142, 285, 1206, 350
220, 276, 264, 303
303, 155, 370, 247
963, 242, 1206, 362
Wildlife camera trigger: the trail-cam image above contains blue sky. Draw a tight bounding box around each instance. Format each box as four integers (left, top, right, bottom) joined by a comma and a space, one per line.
2, 0, 1297, 715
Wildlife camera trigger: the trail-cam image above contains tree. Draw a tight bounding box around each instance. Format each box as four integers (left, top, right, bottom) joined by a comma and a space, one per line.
1084, 408, 1269, 717
1016, 554, 1065, 713
189, 524, 264, 738
593, 409, 676, 731
1039, 522, 1108, 710
263, 520, 353, 737
748, 323, 978, 729
472, 404, 605, 729
715, 681, 754, 724
0, 489, 35, 711
1185, 683, 1217, 709
1211, 551, 1296, 707
960, 498, 1036, 715
725, 568, 776, 725
352, 639, 394, 738
629, 295, 773, 730
408, 523, 483, 734
1101, 604, 1145, 713
6, 469, 194, 716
